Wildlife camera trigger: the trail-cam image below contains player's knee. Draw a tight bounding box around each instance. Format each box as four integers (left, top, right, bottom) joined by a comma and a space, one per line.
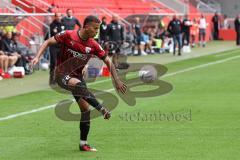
81, 110, 90, 122
72, 82, 89, 97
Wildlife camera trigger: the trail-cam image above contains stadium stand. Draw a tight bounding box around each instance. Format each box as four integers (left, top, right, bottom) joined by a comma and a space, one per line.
0, 0, 226, 80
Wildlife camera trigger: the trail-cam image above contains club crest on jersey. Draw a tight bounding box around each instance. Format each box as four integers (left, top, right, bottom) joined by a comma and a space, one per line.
67, 49, 87, 60
85, 47, 92, 54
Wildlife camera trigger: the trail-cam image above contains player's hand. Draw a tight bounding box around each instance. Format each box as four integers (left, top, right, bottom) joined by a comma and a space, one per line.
115, 80, 127, 94
82, 65, 88, 79
31, 57, 40, 66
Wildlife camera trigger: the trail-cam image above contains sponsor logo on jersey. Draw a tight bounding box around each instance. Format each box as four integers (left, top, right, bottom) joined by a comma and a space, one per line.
67, 49, 87, 60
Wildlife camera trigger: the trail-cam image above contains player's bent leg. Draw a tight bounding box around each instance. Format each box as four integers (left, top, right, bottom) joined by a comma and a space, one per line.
56, 74, 111, 120
74, 97, 97, 151
69, 79, 111, 119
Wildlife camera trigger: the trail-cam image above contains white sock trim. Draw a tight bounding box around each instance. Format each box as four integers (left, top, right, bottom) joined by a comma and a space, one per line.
80, 140, 87, 146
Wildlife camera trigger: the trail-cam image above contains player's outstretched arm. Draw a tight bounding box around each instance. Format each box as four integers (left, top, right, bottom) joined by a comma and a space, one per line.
103, 56, 127, 94
31, 36, 57, 66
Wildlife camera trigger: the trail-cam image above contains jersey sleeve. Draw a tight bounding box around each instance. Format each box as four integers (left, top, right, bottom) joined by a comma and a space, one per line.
54, 30, 68, 43
93, 41, 107, 60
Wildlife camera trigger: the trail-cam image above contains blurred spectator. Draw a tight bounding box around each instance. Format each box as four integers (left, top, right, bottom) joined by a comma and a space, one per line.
132, 17, 142, 55
107, 15, 124, 68
125, 26, 135, 55
140, 27, 150, 55
47, 3, 58, 13
199, 14, 208, 47
43, 15, 53, 39
99, 16, 108, 44
0, 33, 9, 73
234, 14, 240, 46
158, 19, 165, 29
222, 15, 229, 29
154, 26, 167, 53
1, 32, 19, 68
212, 12, 220, 40
168, 15, 182, 56
148, 27, 156, 52
190, 18, 198, 47
3, 25, 17, 34
62, 9, 81, 30
0, 51, 8, 73
182, 14, 192, 46
12, 33, 32, 74
49, 12, 65, 85
43, 15, 53, 61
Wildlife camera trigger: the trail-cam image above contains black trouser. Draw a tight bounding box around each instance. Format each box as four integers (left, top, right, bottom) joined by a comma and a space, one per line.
15, 55, 27, 69
49, 45, 60, 83
236, 31, 240, 45
182, 31, 190, 46
55, 74, 103, 111
213, 28, 219, 40
172, 34, 182, 55
49, 45, 60, 72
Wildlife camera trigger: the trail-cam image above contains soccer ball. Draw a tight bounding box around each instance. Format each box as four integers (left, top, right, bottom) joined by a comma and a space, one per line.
138, 65, 157, 83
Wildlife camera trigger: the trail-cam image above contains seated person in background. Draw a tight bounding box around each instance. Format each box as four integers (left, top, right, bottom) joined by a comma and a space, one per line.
153, 27, 167, 53
140, 27, 151, 55
1, 32, 19, 68
0, 51, 9, 74
3, 26, 17, 34
125, 26, 135, 55
0, 32, 9, 73
12, 32, 31, 73
147, 28, 156, 54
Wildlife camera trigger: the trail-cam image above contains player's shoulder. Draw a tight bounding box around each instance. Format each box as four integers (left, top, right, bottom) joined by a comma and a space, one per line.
88, 38, 101, 47
62, 30, 78, 38
65, 30, 76, 35
88, 38, 104, 51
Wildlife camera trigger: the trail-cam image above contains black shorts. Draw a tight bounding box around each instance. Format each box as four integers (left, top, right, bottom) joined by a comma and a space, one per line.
55, 73, 87, 102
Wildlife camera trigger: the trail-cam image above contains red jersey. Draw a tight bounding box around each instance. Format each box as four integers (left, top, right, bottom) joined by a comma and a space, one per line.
54, 30, 106, 77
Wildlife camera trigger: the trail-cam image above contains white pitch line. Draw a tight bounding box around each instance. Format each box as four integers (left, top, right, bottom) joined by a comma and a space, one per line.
163, 54, 240, 77
1, 54, 240, 122
214, 50, 240, 57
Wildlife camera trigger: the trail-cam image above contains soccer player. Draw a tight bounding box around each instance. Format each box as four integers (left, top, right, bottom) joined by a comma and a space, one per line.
31, 15, 127, 152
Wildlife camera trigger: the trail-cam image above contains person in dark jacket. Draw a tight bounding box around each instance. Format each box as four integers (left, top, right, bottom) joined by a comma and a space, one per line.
11, 32, 31, 73
168, 15, 182, 56
107, 15, 124, 68
1, 32, 19, 67
99, 16, 108, 45
49, 12, 65, 85
212, 12, 220, 40
62, 9, 81, 30
234, 14, 240, 46
132, 17, 143, 55
182, 14, 192, 46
